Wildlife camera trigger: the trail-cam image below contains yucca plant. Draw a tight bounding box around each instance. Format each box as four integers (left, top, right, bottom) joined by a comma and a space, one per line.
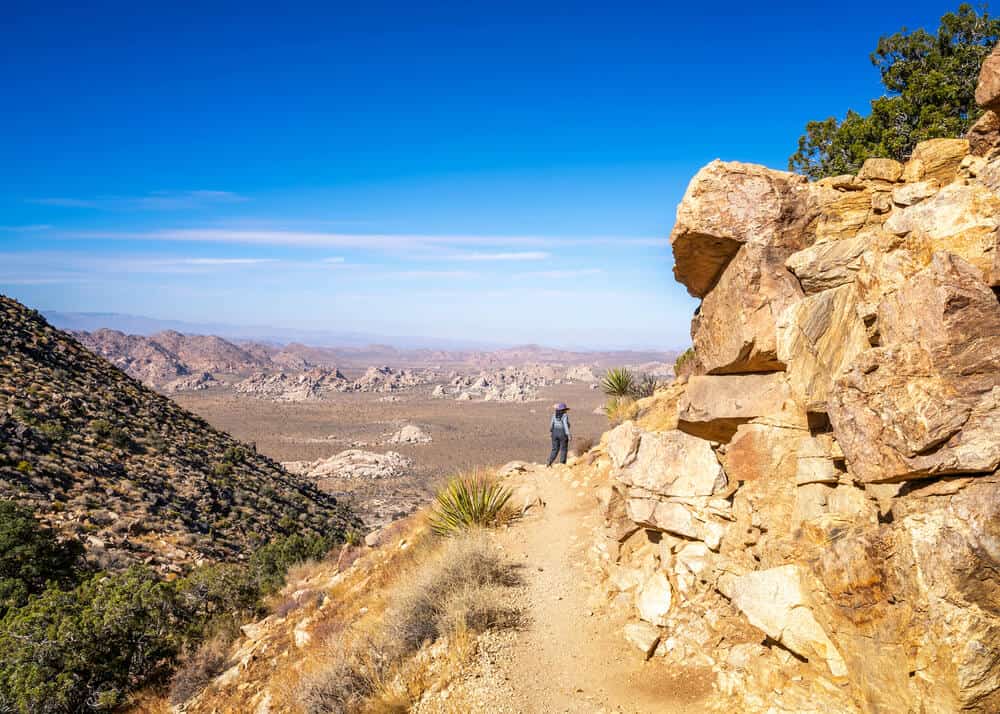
429, 473, 513, 536
601, 367, 635, 398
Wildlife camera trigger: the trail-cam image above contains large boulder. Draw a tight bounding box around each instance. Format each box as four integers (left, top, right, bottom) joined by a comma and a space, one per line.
719, 422, 803, 484
677, 373, 803, 443
785, 237, 867, 295
719, 564, 847, 677
615, 429, 726, 498
799, 477, 1000, 713
901, 138, 970, 184
692, 243, 804, 373
670, 160, 807, 297
966, 109, 1000, 157
829, 254, 1000, 482
884, 182, 999, 285
776, 284, 870, 412
976, 44, 1000, 111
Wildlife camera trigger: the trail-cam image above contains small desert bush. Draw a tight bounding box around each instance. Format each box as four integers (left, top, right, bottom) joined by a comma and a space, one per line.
168, 631, 234, 705
297, 535, 520, 714
572, 435, 597, 455
429, 473, 512, 536
387, 535, 520, 652
605, 396, 640, 425
631, 373, 660, 399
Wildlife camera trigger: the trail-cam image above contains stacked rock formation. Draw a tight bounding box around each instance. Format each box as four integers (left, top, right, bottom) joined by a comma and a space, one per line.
592, 85, 1000, 712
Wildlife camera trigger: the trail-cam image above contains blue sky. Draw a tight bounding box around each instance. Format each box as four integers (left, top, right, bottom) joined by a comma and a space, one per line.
1, 1, 953, 349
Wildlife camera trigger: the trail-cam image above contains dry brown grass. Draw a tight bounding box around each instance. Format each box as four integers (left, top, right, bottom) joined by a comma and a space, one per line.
168, 631, 235, 705
295, 533, 521, 714
634, 381, 685, 433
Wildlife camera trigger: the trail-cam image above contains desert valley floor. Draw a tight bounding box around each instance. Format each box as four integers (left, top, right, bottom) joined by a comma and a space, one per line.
175, 381, 609, 526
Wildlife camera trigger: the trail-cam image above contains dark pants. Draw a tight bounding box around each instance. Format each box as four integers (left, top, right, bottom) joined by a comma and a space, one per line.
547, 431, 569, 465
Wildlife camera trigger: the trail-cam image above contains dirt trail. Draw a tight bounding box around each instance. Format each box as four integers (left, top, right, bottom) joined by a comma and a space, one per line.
458, 463, 712, 713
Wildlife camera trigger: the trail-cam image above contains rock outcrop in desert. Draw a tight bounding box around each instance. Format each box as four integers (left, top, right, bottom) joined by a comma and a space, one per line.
573, 72, 1000, 712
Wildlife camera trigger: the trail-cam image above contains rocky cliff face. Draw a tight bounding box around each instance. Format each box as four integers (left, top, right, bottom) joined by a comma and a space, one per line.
584, 90, 1000, 712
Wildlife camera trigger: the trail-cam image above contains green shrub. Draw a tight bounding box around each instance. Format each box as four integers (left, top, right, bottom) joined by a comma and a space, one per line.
0, 567, 180, 713
0, 501, 337, 714
429, 473, 512, 536
0, 499, 84, 617
14, 460, 30, 474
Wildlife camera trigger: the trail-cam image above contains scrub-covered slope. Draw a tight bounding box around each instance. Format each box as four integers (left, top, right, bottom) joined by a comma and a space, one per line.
0, 296, 360, 571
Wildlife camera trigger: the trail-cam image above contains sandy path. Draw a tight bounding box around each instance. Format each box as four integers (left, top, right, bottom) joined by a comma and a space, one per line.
471, 464, 712, 714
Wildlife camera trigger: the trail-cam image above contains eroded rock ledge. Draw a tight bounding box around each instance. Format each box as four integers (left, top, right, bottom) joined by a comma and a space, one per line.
588, 88, 1000, 712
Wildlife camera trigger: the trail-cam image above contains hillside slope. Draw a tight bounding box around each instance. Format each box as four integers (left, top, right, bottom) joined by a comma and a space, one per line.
0, 296, 360, 572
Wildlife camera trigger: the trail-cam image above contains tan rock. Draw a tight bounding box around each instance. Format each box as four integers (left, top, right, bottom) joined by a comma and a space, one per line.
719, 423, 802, 484
605, 420, 641, 469
692, 243, 803, 373
625, 498, 699, 539
776, 284, 870, 412
719, 564, 847, 677
635, 572, 673, 626
785, 237, 867, 295
813, 189, 873, 242
976, 44, 1000, 111
800, 480, 1000, 712
857, 158, 903, 182
966, 109, 1000, 157
670, 160, 807, 297
878, 252, 1000, 350
902, 138, 969, 185
677, 373, 800, 443
854, 230, 935, 328
830, 256, 1000, 482
884, 182, 999, 284
623, 621, 661, 659
891, 179, 939, 207
796, 435, 844, 486
616, 429, 725, 498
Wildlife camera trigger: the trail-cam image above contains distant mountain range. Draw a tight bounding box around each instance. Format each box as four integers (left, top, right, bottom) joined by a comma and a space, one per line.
43, 310, 681, 352
44, 310, 510, 350
71, 325, 679, 393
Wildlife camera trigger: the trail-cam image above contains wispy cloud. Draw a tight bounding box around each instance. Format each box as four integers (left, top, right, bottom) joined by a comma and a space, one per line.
177, 258, 277, 266
447, 251, 549, 262
514, 268, 604, 279
0, 224, 51, 232
29, 190, 248, 211
322, 257, 346, 264
388, 270, 480, 279
63, 228, 658, 251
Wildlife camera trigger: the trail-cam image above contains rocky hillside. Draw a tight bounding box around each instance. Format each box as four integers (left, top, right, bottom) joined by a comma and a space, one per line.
76, 327, 272, 391
0, 296, 359, 572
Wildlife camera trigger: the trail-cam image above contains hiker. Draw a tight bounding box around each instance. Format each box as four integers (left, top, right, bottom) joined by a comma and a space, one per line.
546, 402, 571, 466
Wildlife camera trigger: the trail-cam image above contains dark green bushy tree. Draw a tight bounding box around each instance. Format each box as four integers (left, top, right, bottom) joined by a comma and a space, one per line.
0, 499, 84, 616
790, 4, 1000, 178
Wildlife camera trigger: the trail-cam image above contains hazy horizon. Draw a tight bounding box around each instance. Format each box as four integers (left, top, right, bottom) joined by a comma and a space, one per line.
2, 1, 951, 348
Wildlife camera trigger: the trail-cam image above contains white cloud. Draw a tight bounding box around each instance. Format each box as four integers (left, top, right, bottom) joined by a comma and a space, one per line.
65, 228, 658, 251
447, 251, 550, 262
0, 224, 52, 232
29, 191, 248, 211
322, 257, 346, 263
513, 268, 604, 279
178, 258, 278, 266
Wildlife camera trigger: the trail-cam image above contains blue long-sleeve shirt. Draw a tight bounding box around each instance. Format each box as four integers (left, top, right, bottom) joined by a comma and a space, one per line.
550, 412, 571, 439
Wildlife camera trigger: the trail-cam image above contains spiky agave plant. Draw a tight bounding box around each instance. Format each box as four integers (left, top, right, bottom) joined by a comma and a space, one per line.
601, 367, 635, 398
429, 473, 513, 536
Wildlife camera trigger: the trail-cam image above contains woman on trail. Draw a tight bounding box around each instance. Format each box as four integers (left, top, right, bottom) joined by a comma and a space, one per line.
546, 402, 571, 466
